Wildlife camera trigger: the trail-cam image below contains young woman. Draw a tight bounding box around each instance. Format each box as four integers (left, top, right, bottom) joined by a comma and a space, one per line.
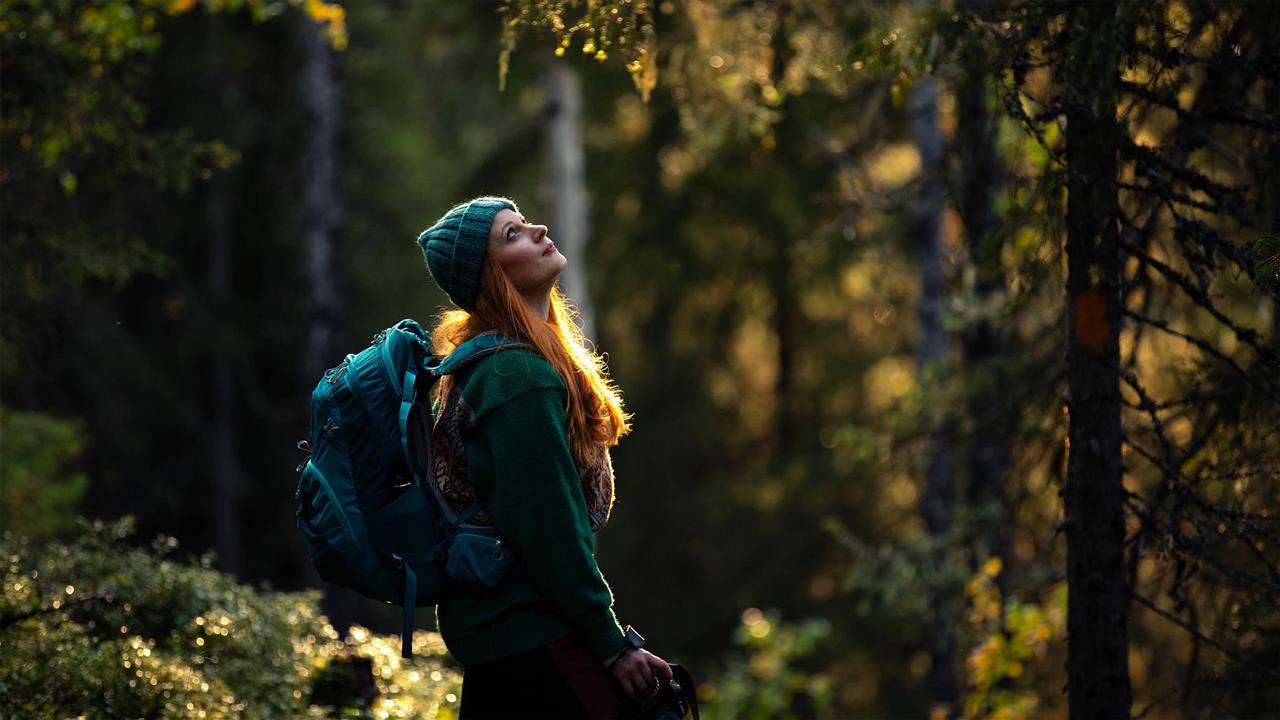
417, 196, 672, 718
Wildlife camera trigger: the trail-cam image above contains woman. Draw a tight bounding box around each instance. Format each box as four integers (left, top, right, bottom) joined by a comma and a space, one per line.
416, 196, 672, 718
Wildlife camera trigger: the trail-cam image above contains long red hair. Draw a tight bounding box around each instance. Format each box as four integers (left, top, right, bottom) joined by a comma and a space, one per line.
429, 255, 630, 463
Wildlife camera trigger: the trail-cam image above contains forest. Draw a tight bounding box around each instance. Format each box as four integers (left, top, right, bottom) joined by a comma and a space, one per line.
2, 0, 1278, 717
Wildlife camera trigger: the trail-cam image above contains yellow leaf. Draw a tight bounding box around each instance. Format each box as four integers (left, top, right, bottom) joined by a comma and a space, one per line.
165, 0, 197, 16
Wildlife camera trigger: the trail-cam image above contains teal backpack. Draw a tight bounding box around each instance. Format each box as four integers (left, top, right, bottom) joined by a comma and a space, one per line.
294, 319, 525, 658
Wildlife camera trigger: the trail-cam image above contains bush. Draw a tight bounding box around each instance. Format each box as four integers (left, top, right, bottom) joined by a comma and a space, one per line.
0, 517, 462, 718
0, 407, 89, 541
698, 608, 834, 720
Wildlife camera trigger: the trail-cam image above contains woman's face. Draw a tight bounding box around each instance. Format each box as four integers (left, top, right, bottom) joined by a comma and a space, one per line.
487, 208, 566, 296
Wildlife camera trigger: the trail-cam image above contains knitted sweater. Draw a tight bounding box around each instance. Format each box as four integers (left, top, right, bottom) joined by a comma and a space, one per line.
432, 347, 629, 666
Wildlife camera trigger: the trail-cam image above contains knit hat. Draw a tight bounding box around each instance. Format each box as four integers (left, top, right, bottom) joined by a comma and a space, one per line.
416, 196, 518, 311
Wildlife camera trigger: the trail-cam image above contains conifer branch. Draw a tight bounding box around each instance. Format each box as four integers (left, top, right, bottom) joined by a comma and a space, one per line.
1120, 308, 1256, 388
1118, 80, 1278, 132
1117, 237, 1275, 364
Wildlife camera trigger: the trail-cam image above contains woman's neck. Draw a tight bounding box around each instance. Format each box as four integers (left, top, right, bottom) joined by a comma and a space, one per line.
520, 289, 552, 322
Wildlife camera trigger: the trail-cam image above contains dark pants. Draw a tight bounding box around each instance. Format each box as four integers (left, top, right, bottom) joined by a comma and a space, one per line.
459, 634, 621, 719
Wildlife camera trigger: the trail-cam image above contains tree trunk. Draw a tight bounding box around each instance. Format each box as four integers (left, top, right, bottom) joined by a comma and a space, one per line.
908, 30, 959, 712
202, 11, 244, 579
770, 1, 796, 456
207, 173, 246, 577
299, 10, 353, 632
542, 60, 594, 340
1268, 80, 1280, 351
957, 0, 1011, 571
1063, 3, 1132, 717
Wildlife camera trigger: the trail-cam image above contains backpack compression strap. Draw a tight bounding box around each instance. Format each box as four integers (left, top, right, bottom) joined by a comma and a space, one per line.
394, 553, 416, 659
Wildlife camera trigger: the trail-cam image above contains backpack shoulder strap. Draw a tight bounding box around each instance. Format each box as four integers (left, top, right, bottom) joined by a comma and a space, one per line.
430, 332, 529, 377
419, 332, 529, 528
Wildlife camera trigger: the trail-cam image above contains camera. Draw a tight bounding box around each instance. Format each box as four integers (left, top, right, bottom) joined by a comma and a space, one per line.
617, 664, 698, 720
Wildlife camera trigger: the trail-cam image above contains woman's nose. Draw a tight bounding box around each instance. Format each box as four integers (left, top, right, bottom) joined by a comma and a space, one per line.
532, 224, 548, 241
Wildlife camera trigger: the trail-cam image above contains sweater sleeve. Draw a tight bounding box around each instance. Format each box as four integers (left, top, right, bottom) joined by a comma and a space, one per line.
478, 386, 629, 662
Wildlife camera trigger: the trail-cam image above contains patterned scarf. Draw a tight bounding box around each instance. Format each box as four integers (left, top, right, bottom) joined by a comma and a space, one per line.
430, 387, 616, 531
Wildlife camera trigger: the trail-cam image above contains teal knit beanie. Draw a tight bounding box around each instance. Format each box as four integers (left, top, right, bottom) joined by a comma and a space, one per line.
417, 196, 518, 311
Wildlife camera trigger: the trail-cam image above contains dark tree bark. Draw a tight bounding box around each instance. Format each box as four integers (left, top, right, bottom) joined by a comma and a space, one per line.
208, 171, 245, 577
956, 0, 1011, 573
1268, 80, 1280, 351
299, 10, 353, 632
202, 12, 244, 578
908, 29, 959, 711
1062, 2, 1132, 717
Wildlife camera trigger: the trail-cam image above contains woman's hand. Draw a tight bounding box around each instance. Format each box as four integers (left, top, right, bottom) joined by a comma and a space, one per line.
607, 647, 673, 699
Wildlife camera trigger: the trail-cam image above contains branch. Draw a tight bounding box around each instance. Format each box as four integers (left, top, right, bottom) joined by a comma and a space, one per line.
1118, 80, 1278, 132
1117, 236, 1276, 366
1130, 592, 1277, 676
1121, 308, 1257, 389
1118, 364, 1182, 475
1130, 41, 1279, 82
1119, 137, 1250, 221
1118, 181, 1228, 216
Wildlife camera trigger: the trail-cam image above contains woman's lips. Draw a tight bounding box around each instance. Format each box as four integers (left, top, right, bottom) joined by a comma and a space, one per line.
544, 242, 556, 256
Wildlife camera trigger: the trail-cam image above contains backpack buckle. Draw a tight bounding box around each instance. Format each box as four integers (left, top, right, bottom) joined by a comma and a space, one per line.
294, 440, 312, 473
323, 418, 339, 436
324, 360, 349, 384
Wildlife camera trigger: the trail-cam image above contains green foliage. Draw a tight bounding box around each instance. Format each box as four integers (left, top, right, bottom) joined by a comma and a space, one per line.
0, 407, 89, 541
699, 608, 834, 720
0, 518, 462, 718
500, 0, 656, 97
0, 0, 232, 326
3, 0, 1277, 717
0, 0, 341, 325
958, 561, 1065, 720
1249, 232, 1280, 296
825, 518, 971, 626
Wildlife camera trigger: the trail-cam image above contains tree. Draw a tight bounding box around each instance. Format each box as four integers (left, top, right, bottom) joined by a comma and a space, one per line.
1060, 3, 1132, 715
543, 60, 596, 340
985, 0, 1280, 713
502, 1, 1280, 716
907, 0, 960, 707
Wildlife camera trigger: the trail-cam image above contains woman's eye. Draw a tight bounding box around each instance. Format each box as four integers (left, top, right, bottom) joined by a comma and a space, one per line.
506, 227, 516, 240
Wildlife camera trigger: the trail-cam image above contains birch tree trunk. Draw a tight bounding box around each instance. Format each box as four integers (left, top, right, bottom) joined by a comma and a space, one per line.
908, 40, 958, 711
1063, 3, 1132, 716
299, 10, 352, 631
542, 61, 594, 341
301, 18, 345, 382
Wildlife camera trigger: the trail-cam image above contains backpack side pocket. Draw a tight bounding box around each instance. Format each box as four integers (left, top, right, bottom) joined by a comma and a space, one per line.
446, 529, 516, 589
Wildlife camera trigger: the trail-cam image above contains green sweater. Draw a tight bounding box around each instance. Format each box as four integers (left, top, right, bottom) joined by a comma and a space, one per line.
434, 348, 629, 666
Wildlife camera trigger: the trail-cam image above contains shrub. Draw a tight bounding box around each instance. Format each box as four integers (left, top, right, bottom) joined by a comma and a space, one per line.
698, 608, 834, 720
0, 517, 462, 718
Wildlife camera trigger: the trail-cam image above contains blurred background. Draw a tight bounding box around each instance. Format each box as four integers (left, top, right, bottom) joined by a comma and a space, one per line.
2, 0, 1278, 717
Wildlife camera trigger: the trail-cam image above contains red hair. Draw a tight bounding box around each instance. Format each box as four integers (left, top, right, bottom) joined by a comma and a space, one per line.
429, 256, 630, 463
